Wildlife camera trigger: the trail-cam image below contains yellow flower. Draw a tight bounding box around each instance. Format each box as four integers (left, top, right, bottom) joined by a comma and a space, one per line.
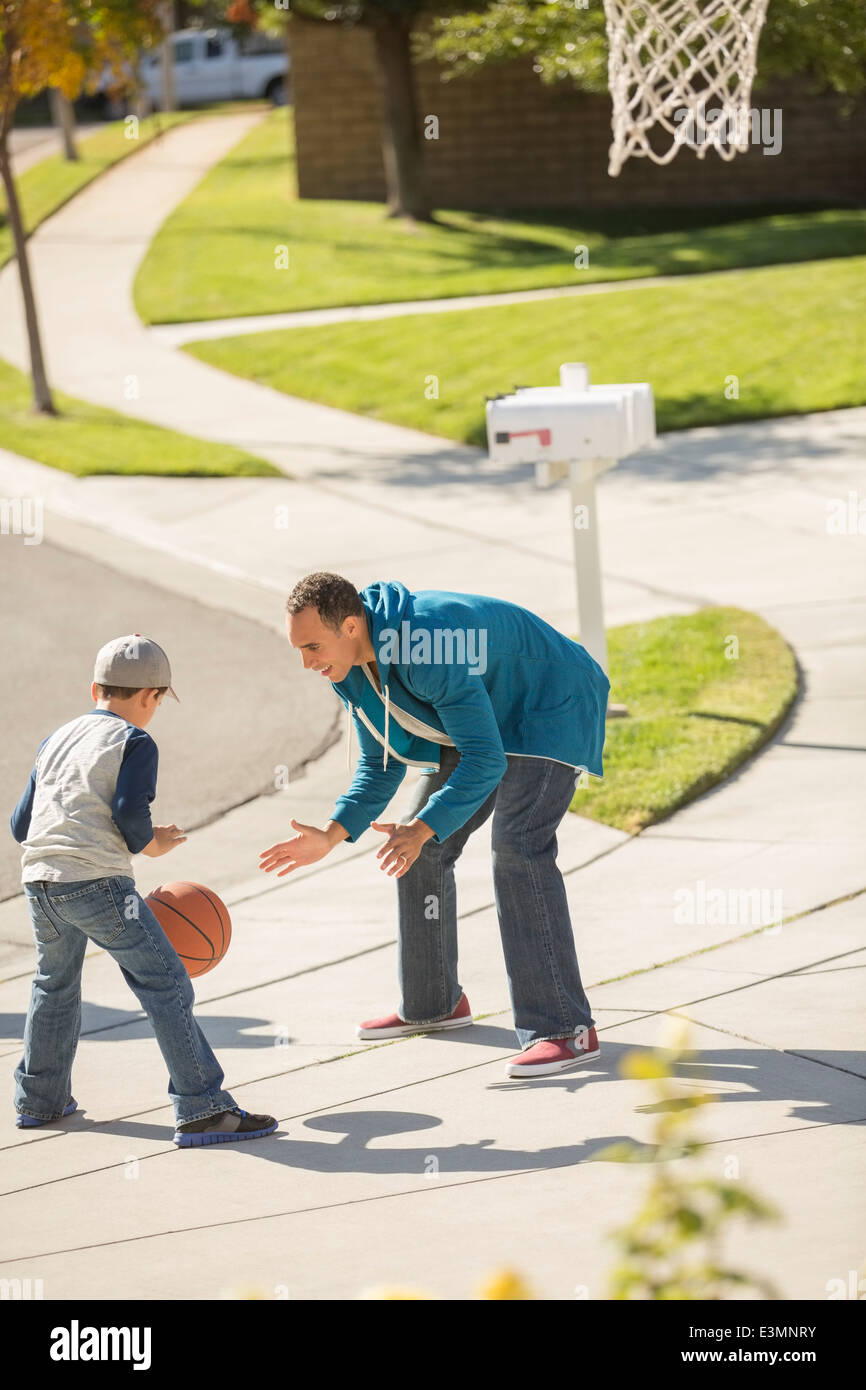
478, 1269, 534, 1300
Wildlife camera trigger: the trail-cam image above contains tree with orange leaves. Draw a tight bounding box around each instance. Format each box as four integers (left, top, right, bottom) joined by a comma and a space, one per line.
0, 2, 162, 412
225, 0, 258, 22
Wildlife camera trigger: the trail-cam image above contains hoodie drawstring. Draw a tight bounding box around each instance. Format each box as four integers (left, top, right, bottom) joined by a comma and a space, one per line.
345, 680, 390, 773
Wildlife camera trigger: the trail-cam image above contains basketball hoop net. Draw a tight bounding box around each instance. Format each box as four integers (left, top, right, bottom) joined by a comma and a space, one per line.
603, 0, 771, 175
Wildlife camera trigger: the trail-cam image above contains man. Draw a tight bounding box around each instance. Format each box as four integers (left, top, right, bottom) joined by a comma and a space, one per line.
259, 572, 610, 1078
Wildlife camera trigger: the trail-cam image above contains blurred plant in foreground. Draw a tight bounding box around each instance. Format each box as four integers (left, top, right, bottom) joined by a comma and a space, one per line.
599, 1016, 780, 1300
360, 1269, 534, 1300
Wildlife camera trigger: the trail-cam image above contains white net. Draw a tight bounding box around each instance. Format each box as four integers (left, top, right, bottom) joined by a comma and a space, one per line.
603, 0, 771, 175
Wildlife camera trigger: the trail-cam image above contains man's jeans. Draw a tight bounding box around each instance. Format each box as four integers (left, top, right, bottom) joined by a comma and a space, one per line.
14, 876, 236, 1125
397, 746, 595, 1050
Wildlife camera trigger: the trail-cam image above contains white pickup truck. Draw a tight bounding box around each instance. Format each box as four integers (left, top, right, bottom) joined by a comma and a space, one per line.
139, 27, 289, 109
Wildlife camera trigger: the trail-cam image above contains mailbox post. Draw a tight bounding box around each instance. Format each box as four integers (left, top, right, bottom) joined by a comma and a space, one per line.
486, 363, 656, 714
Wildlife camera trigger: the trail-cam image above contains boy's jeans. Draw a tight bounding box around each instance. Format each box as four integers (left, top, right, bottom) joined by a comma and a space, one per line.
396, 746, 595, 1050
14, 875, 236, 1125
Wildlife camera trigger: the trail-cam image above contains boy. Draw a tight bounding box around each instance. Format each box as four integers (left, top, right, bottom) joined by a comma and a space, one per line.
10, 634, 276, 1147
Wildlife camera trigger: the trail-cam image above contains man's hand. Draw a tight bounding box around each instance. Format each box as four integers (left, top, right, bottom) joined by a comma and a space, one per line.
259, 819, 342, 877
140, 824, 187, 858
371, 819, 434, 877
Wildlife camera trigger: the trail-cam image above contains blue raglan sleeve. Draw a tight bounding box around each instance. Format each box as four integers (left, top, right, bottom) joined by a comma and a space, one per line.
10, 768, 38, 843
331, 705, 407, 844
403, 661, 508, 843
112, 727, 159, 854
9, 736, 51, 843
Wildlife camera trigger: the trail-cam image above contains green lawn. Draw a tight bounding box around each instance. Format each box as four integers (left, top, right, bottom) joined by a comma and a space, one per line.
1, 104, 269, 271
0, 358, 278, 476
134, 108, 866, 324
574, 608, 797, 833
184, 254, 865, 439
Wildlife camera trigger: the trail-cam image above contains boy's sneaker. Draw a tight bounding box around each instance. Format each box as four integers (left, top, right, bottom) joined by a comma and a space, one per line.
356, 991, 473, 1040
16, 1098, 78, 1128
174, 1106, 278, 1148
504, 1028, 601, 1078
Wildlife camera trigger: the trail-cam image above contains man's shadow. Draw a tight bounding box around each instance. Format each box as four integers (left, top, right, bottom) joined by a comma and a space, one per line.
251, 1106, 653, 1173
21, 1040, 864, 1171
0, 1013, 519, 1056
227, 1039, 866, 1173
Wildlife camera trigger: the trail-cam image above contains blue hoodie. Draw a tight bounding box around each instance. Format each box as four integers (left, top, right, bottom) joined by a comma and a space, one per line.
329, 582, 610, 845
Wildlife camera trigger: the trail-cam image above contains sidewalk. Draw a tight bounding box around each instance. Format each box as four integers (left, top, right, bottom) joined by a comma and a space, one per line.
0, 116, 863, 1301
8, 125, 103, 176
1, 426, 862, 1300
0, 111, 467, 481
147, 265, 762, 348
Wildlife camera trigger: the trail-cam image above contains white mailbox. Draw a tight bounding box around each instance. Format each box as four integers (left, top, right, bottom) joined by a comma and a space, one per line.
485, 364, 656, 697
487, 374, 655, 467
489, 395, 633, 464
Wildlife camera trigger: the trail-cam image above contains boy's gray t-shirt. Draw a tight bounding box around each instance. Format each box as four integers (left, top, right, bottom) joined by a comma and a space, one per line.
10, 710, 158, 883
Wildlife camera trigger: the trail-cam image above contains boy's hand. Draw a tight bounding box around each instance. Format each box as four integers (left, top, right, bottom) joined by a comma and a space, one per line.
140, 824, 187, 857
259, 819, 334, 877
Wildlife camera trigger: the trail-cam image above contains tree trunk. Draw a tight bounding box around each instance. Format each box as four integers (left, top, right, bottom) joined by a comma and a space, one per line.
0, 135, 56, 414
49, 89, 78, 161
133, 77, 153, 123
368, 13, 432, 223
284, 23, 294, 176
284, 22, 293, 106
160, 1, 177, 112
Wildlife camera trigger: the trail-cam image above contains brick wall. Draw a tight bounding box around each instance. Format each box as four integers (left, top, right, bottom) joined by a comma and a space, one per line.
291, 18, 866, 210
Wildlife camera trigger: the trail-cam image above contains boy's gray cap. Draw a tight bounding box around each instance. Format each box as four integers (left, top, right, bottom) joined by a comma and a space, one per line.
94, 634, 179, 702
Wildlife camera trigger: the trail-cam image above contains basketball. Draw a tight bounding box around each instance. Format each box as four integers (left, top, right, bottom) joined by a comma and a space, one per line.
145, 881, 232, 978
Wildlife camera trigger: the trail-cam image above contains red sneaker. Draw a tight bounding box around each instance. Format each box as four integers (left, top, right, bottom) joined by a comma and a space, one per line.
356, 991, 473, 1040
504, 1027, 600, 1078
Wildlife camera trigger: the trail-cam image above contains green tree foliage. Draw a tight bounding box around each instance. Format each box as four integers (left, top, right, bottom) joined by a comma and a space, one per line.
420, 0, 866, 100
